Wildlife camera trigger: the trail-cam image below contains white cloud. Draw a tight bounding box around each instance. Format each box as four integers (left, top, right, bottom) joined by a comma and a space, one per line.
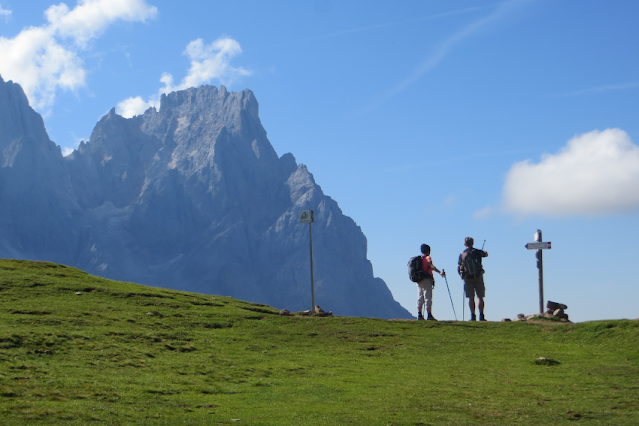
161, 38, 251, 93
502, 129, 639, 216
442, 195, 457, 209
473, 206, 493, 219
117, 37, 251, 118
46, 0, 157, 47
359, 0, 531, 114
0, 0, 157, 111
116, 96, 159, 118
554, 82, 639, 98
0, 26, 87, 110
0, 6, 11, 21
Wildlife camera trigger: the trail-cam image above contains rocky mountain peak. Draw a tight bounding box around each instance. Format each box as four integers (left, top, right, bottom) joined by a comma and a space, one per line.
0, 80, 412, 319
0, 75, 53, 153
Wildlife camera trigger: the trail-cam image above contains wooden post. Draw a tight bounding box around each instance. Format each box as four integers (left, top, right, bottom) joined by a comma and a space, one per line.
535, 229, 544, 314
309, 220, 315, 311
299, 209, 316, 311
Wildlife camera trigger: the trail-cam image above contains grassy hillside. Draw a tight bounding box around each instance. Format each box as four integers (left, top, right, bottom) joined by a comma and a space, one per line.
0, 259, 637, 425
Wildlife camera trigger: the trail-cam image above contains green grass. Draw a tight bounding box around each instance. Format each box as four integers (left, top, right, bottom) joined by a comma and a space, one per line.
0, 259, 637, 425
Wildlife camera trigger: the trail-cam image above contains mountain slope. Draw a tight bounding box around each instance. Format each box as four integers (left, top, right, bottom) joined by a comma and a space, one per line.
0, 77, 411, 318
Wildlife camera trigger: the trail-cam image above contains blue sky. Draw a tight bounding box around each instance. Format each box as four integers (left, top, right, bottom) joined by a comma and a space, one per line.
1, 0, 638, 322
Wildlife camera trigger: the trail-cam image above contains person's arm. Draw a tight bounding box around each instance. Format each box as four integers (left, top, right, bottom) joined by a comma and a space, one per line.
457, 254, 462, 276
430, 261, 445, 276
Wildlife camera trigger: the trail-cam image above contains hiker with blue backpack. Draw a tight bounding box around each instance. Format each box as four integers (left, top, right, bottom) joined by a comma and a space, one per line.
458, 237, 489, 321
408, 244, 446, 321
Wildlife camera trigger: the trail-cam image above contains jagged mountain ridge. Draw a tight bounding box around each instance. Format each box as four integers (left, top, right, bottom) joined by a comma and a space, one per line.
0, 76, 411, 318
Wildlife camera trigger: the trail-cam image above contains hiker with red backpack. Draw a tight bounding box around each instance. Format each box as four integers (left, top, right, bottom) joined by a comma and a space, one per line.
408, 244, 445, 321
458, 237, 489, 321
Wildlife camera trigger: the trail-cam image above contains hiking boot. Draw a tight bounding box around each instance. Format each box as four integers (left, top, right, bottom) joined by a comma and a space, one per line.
427, 314, 437, 321
470, 313, 477, 321
417, 313, 424, 321
479, 313, 487, 321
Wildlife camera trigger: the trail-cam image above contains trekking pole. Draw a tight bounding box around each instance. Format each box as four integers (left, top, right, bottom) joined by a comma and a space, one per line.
442, 269, 457, 321
482, 240, 486, 250
462, 286, 465, 321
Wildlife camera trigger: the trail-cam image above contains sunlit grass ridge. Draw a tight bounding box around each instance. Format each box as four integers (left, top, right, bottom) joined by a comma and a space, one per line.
0, 259, 637, 425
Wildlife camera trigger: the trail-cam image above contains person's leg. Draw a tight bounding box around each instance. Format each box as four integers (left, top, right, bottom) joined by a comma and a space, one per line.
425, 278, 436, 320
478, 298, 486, 320
465, 279, 476, 319
464, 278, 475, 319
416, 282, 425, 319
425, 278, 433, 314
476, 276, 486, 320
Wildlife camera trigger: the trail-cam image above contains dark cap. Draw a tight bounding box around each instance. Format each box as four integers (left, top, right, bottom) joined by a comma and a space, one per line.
420, 244, 430, 254
464, 237, 474, 247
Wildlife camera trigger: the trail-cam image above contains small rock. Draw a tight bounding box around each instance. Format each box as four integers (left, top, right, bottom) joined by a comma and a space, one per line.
301, 310, 312, 315
501, 318, 511, 322
535, 357, 561, 366
279, 309, 291, 316
517, 313, 525, 319
313, 305, 324, 314
147, 312, 156, 316
75, 292, 82, 295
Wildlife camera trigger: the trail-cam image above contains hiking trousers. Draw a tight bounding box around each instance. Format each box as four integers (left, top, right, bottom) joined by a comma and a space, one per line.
416, 276, 434, 311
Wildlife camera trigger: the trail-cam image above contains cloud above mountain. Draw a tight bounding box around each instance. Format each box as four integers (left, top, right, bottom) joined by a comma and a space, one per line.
502, 129, 639, 216
0, 0, 157, 111
117, 37, 251, 118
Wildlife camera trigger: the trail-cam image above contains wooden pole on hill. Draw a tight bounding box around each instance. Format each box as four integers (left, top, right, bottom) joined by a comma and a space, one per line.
535, 229, 544, 314
309, 220, 315, 311
299, 210, 315, 311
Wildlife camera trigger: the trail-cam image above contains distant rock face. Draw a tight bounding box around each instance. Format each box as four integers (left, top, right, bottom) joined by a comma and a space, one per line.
0, 77, 82, 263
0, 76, 411, 319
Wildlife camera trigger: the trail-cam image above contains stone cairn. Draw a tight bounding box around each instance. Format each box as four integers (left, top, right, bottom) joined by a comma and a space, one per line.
502, 301, 570, 322
545, 301, 569, 320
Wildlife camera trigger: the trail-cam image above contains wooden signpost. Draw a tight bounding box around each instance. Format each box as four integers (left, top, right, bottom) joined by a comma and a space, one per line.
299, 210, 315, 311
526, 229, 552, 314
